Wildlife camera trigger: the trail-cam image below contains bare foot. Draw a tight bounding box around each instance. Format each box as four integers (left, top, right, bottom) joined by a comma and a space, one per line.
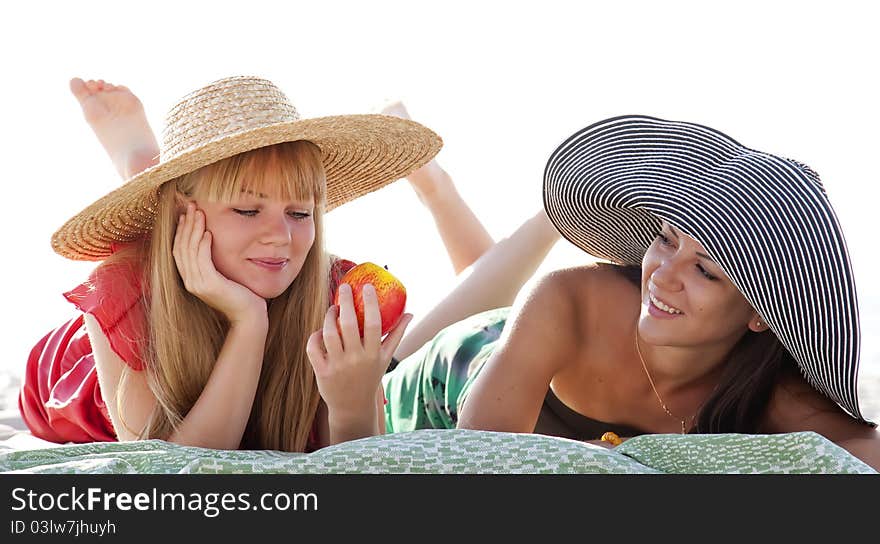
380, 101, 452, 204
70, 77, 160, 180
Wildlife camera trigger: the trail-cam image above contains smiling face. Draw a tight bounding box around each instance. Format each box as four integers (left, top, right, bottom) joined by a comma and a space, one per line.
196, 192, 316, 299
180, 141, 326, 300
638, 222, 764, 349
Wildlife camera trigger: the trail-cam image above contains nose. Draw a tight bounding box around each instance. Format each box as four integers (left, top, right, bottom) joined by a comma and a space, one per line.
259, 212, 293, 245
650, 255, 685, 292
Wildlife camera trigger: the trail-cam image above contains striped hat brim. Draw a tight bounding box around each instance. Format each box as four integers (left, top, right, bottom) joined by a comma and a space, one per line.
543, 115, 869, 423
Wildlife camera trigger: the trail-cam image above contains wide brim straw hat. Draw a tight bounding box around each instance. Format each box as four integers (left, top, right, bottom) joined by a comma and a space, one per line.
543, 114, 871, 424
52, 76, 442, 261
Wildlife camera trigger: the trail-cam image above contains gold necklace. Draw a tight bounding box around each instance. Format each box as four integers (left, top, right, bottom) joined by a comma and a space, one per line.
634, 332, 694, 434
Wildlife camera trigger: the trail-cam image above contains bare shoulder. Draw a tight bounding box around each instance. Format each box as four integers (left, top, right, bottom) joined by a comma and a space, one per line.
499, 262, 638, 371
528, 262, 634, 308
457, 263, 639, 433
513, 263, 627, 338
764, 371, 880, 470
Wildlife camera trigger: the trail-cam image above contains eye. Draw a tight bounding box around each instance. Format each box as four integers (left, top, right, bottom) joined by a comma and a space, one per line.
233, 209, 258, 217
288, 211, 311, 220
655, 232, 673, 246
697, 263, 718, 281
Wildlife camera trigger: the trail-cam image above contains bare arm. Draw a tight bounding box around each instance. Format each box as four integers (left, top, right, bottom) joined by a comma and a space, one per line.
457, 270, 581, 433
86, 314, 268, 449
165, 319, 268, 449
85, 314, 156, 441
838, 432, 880, 472
764, 377, 880, 471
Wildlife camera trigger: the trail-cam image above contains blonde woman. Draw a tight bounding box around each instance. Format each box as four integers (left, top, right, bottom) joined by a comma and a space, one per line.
21, 76, 561, 452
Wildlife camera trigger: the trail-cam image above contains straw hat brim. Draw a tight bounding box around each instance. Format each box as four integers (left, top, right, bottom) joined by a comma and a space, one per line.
52, 114, 441, 261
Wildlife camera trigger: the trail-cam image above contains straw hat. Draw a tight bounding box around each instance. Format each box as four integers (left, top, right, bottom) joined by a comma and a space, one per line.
543, 115, 871, 424
52, 76, 443, 261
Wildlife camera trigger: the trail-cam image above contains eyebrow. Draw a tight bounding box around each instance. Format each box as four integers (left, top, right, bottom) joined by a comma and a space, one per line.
665, 225, 716, 263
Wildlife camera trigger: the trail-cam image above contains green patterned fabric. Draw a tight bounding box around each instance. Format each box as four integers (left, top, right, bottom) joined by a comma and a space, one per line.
383, 307, 508, 432
0, 429, 874, 474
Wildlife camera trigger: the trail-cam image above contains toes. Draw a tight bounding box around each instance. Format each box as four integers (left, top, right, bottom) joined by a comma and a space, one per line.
85, 79, 100, 93
69, 77, 90, 100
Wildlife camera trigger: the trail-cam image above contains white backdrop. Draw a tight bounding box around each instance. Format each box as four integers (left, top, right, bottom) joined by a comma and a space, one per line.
1, 1, 877, 389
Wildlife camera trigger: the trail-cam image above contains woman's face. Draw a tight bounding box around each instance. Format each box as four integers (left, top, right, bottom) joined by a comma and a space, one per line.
194, 189, 315, 300
639, 222, 761, 348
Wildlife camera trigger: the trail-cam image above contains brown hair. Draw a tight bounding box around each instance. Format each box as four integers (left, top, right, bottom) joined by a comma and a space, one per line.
114, 140, 327, 451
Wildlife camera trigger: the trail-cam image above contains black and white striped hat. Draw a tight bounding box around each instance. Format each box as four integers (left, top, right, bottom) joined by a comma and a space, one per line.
543, 115, 870, 423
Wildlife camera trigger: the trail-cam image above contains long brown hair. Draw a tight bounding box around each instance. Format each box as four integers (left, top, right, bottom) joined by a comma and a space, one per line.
114, 140, 327, 451
613, 264, 791, 433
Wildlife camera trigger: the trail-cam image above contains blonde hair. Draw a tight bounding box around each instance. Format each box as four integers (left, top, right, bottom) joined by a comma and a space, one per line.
114, 140, 327, 452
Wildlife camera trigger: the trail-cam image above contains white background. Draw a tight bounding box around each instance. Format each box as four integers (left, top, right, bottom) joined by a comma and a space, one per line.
1, 1, 877, 398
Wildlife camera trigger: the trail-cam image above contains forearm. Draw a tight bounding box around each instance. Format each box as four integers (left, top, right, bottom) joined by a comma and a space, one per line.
167, 319, 268, 450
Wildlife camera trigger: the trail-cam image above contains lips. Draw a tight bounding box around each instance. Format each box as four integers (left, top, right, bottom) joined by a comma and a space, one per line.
248, 257, 289, 270
648, 291, 684, 315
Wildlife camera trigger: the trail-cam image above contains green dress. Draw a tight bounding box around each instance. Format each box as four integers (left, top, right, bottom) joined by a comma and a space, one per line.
382, 308, 509, 432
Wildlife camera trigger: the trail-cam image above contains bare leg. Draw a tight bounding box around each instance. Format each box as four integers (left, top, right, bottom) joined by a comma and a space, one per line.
394, 209, 560, 360
70, 78, 160, 179
382, 102, 494, 274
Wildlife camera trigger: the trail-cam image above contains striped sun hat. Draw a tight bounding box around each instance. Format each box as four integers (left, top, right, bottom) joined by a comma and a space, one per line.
543, 115, 870, 423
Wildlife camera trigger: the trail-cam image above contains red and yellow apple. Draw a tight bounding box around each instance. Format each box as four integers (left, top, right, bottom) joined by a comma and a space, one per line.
333, 262, 407, 337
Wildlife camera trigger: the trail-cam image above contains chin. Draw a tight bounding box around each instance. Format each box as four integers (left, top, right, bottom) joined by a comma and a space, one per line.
638, 313, 677, 342
251, 282, 294, 300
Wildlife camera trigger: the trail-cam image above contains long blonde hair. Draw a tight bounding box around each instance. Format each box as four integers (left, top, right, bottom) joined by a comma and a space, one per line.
114, 140, 327, 451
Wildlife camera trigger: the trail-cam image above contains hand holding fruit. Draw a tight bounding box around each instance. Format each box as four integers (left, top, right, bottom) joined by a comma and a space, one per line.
306, 280, 412, 432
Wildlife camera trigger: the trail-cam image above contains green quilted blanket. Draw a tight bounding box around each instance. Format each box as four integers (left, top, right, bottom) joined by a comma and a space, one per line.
0, 429, 874, 474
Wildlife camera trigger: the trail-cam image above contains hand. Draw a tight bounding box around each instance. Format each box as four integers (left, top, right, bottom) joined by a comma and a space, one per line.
172, 203, 267, 324
306, 283, 412, 429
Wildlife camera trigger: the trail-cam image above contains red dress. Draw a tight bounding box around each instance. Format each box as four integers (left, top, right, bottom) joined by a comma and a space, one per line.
19, 256, 357, 445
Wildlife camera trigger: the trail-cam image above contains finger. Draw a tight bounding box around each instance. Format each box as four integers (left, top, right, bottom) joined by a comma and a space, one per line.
188, 208, 206, 283
336, 284, 362, 350
380, 313, 414, 366
361, 284, 382, 349
321, 305, 344, 357
181, 205, 201, 285
172, 210, 190, 284
177, 204, 194, 260
196, 230, 214, 286
188, 206, 204, 259
306, 330, 328, 374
